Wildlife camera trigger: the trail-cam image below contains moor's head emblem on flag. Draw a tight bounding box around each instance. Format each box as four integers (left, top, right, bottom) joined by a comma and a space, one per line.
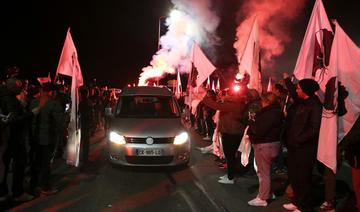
312, 29, 334, 77
71, 52, 76, 66
337, 81, 349, 116
324, 77, 349, 116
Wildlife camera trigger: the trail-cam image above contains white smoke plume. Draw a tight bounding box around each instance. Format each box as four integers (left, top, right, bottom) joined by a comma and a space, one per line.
234, 0, 308, 70
138, 0, 220, 86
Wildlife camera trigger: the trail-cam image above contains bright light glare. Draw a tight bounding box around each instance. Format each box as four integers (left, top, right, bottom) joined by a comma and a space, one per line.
109, 131, 126, 145
174, 132, 189, 145
233, 85, 241, 92
169, 9, 182, 21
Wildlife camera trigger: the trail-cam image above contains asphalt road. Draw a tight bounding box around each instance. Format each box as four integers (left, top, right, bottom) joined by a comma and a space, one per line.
2, 129, 357, 212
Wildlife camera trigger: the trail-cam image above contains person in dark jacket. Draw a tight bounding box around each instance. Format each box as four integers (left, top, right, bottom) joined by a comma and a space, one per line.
202, 88, 248, 184
202, 90, 217, 140
282, 74, 323, 212
339, 114, 360, 211
30, 83, 63, 196
79, 87, 93, 164
247, 92, 284, 207
0, 78, 39, 202
53, 85, 69, 159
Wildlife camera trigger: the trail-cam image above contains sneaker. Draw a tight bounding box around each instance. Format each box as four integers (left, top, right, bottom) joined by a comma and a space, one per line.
218, 177, 234, 184
195, 147, 202, 151
40, 188, 59, 196
319, 201, 335, 211
219, 174, 228, 180
268, 193, 276, 200
283, 203, 298, 211
203, 136, 211, 141
218, 163, 227, 169
248, 197, 268, 207
200, 146, 213, 154
13, 193, 34, 202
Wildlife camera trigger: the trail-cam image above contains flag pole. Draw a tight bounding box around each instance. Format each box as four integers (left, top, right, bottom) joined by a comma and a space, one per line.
283, 76, 294, 116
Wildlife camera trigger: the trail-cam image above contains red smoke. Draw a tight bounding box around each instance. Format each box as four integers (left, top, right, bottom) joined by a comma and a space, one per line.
236, 0, 308, 68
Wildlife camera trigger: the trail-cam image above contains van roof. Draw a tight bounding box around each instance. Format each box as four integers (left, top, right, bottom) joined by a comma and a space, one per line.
120, 86, 173, 96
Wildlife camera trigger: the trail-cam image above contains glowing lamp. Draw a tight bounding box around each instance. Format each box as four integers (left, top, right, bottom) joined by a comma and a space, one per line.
233, 85, 241, 92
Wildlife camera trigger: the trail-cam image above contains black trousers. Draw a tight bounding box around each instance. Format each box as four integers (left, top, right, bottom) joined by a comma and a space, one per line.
30, 144, 55, 191
221, 133, 243, 180
205, 117, 215, 138
287, 145, 317, 212
0, 141, 27, 197
81, 127, 90, 162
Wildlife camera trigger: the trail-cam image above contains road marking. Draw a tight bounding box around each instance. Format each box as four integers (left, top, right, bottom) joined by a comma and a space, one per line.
193, 180, 229, 212
165, 167, 228, 212
176, 189, 198, 212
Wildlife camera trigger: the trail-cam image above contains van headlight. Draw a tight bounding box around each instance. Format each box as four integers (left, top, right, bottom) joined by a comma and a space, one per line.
109, 131, 126, 145
173, 132, 189, 145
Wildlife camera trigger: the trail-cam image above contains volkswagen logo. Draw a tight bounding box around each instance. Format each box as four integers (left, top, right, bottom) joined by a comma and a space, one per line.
146, 137, 154, 145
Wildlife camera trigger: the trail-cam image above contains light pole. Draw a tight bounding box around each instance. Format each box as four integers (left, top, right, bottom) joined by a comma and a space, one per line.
156, 16, 166, 86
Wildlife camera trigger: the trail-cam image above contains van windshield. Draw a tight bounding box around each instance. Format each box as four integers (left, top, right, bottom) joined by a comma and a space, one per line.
115, 96, 180, 118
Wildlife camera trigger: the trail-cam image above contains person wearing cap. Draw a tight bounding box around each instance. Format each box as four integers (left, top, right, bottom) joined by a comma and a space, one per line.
282, 73, 323, 212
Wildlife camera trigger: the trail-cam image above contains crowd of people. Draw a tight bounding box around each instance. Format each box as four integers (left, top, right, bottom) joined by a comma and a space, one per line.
0, 65, 359, 211
188, 73, 360, 212
0, 67, 118, 202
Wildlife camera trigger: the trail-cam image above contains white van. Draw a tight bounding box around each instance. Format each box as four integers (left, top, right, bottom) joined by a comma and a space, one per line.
107, 86, 190, 166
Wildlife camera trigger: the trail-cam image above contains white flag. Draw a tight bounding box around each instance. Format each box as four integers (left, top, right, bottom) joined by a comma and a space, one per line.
318, 21, 360, 173
56, 29, 84, 86
293, 0, 333, 81
191, 42, 216, 88
238, 18, 262, 92
216, 78, 220, 90
267, 77, 273, 92
37, 72, 51, 85
175, 70, 182, 99
56, 28, 84, 167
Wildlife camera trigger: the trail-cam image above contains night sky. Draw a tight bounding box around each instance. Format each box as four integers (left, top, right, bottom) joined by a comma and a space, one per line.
1, 0, 359, 88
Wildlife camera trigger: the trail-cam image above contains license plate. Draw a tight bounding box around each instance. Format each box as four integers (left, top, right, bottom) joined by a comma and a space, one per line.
136, 149, 162, 156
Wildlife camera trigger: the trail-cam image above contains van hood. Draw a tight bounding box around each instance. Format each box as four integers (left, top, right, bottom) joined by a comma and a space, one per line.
110, 118, 186, 138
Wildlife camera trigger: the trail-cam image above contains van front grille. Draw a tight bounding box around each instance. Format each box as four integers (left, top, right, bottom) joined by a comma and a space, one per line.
125, 137, 174, 144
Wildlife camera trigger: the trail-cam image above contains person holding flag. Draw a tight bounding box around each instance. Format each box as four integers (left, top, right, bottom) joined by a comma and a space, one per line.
55, 28, 84, 167
282, 73, 322, 212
